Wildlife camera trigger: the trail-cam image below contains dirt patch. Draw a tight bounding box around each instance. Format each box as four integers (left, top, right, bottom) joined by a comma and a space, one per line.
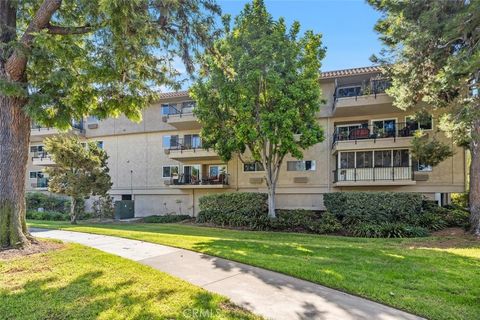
408, 228, 480, 249
0, 240, 64, 261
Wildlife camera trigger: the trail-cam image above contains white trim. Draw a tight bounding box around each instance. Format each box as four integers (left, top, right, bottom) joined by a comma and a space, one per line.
286, 160, 316, 172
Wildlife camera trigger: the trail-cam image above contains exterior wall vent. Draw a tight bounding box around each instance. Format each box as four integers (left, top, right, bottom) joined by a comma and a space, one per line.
294, 177, 308, 183
249, 177, 263, 184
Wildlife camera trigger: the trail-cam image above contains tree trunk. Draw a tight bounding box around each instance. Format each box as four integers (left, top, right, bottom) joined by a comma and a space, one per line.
267, 184, 276, 218
70, 198, 78, 225
469, 118, 480, 236
0, 95, 31, 248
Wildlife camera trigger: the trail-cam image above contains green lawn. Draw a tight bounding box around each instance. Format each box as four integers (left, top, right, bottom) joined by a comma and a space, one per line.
0, 241, 259, 320
29, 220, 480, 320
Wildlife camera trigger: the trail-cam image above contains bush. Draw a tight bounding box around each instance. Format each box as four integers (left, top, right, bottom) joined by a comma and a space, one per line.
271, 210, 342, 234
92, 195, 115, 219
26, 193, 70, 213
451, 192, 469, 208
324, 192, 423, 225
416, 211, 448, 231
143, 215, 192, 223
26, 210, 69, 221
197, 192, 270, 230
350, 223, 429, 238
444, 208, 470, 228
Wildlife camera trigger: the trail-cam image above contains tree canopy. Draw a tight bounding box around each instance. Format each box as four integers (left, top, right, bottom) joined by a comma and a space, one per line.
369, 0, 480, 234
191, 0, 326, 217
44, 135, 112, 224
1, 0, 222, 127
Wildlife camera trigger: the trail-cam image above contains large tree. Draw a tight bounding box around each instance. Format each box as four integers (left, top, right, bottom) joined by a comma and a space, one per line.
368, 0, 480, 235
0, 0, 221, 248
45, 136, 112, 224
191, 0, 325, 218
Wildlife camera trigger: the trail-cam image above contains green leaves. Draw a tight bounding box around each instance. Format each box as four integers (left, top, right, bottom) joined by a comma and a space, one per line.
191, 0, 325, 166
8, 0, 222, 127
44, 136, 112, 200
411, 131, 454, 167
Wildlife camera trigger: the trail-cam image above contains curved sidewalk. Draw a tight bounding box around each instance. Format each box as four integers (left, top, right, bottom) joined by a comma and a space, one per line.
30, 228, 423, 320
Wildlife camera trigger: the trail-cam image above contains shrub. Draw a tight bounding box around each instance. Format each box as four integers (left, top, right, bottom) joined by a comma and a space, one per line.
444, 208, 470, 228
451, 192, 469, 208
271, 209, 321, 232
197, 192, 270, 230
312, 212, 342, 234
143, 215, 192, 223
26, 193, 69, 213
92, 195, 115, 219
26, 210, 69, 221
324, 192, 423, 225
350, 223, 429, 238
416, 211, 448, 231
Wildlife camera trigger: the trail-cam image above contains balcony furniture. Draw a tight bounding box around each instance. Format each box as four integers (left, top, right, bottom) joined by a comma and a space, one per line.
350, 128, 370, 140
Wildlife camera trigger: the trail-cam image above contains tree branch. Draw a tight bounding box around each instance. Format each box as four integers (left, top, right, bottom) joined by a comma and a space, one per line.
46, 23, 96, 35
6, 0, 61, 81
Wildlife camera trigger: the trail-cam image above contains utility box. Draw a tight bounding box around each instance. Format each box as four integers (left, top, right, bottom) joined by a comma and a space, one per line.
114, 200, 135, 220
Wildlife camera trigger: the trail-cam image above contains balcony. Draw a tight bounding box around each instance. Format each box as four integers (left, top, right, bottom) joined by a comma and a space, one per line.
166, 173, 229, 189
332, 122, 417, 153
161, 103, 201, 130
333, 166, 416, 187
332, 79, 397, 116
166, 138, 219, 161
30, 121, 85, 138
32, 152, 55, 166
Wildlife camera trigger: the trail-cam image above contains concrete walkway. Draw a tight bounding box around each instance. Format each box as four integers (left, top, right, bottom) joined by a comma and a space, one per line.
30, 228, 423, 320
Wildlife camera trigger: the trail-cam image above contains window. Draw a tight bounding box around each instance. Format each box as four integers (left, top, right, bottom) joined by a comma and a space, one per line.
372, 119, 396, 137
356, 151, 373, 168
121, 195, 132, 201
183, 134, 201, 149
163, 135, 179, 149
339, 152, 355, 169
162, 165, 179, 178
287, 160, 316, 171
243, 162, 265, 172
374, 150, 392, 167
161, 104, 179, 115
337, 85, 362, 98
405, 115, 433, 131
393, 149, 410, 167
30, 145, 44, 153
335, 124, 363, 140
209, 165, 227, 177
29, 171, 44, 179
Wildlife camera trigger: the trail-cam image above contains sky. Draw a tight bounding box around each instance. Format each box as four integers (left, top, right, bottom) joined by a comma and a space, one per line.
218, 0, 384, 72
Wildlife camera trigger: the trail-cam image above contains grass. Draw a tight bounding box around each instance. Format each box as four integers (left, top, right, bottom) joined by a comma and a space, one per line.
29, 220, 480, 320
0, 241, 259, 320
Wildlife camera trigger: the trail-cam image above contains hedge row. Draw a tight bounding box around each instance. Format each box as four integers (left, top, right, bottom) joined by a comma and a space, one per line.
196, 192, 470, 238
323, 192, 423, 224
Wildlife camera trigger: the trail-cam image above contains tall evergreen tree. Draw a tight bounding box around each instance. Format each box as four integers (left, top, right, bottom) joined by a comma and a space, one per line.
0, 0, 221, 248
368, 0, 480, 235
191, 0, 326, 218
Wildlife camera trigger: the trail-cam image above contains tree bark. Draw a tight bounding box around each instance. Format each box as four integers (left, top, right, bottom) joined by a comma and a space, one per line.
469, 118, 480, 236
0, 95, 31, 248
0, 0, 31, 248
267, 183, 276, 218
70, 197, 78, 225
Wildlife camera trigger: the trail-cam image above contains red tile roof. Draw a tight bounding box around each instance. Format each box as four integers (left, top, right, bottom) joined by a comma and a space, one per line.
320, 66, 382, 79
159, 90, 190, 99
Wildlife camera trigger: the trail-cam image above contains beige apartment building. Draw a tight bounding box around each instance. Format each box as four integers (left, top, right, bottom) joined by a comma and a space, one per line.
26, 66, 467, 217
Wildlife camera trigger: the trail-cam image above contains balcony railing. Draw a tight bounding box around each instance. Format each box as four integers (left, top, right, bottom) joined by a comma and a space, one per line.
334, 166, 413, 183
31, 121, 85, 133
332, 122, 417, 147
168, 137, 203, 151
162, 104, 195, 118
333, 79, 391, 110
169, 173, 229, 186
32, 151, 50, 160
